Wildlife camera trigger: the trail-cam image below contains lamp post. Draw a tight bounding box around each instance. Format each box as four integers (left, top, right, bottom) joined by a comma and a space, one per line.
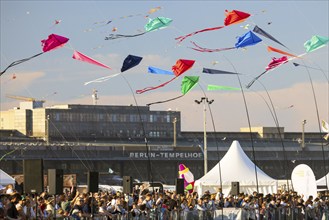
46, 115, 50, 145
173, 117, 177, 147
195, 97, 214, 175
302, 120, 307, 148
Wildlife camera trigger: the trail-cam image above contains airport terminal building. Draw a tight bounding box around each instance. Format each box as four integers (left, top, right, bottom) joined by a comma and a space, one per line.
1, 101, 328, 185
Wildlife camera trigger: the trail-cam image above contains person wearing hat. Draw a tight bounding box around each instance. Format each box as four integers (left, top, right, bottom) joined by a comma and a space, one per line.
45, 197, 55, 219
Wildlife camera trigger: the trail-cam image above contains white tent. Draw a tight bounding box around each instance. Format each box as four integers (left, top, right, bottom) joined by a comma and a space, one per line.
194, 140, 278, 196
0, 169, 15, 186
316, 173, 329, 190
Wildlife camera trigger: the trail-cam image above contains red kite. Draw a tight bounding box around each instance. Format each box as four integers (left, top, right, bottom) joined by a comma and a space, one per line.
136, 59, 195, 94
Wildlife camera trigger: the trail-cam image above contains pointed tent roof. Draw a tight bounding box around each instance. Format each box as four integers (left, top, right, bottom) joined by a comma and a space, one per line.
316, 173, 329, 190
196, 140, 276, 186
0, 169, 15, 185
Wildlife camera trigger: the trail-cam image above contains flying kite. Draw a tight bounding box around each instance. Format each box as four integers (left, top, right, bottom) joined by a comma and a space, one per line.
190, 31, 262, 52
136, 59, 195, 94
203, 67, 240, 75
304, 35, 329, 53
178, 164, 195, 193
292, 62, 324, 71
246, 56, 289, 88
267, 46, 298, 58
253, 25, 288, 49
175, 9, 250, 43
1, 34, 69, 76
84, 54, 142, 85
148, 66, 174, 75
207, 85, 240, 91
146, 76, 199, 106
105, 17, 172, 40
72, 50, 111, 69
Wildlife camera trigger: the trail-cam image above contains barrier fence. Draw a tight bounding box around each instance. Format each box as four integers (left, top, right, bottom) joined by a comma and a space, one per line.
56, 206, 329, 220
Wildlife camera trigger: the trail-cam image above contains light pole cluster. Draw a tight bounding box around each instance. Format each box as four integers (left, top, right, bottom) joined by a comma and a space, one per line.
195, 97, 214, 175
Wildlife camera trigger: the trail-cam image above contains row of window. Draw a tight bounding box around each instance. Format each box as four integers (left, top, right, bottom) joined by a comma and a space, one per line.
48, 112, 174, 123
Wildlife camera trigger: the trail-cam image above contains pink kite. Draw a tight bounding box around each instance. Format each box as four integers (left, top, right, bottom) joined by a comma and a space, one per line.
136, 59, 195, 94
72, 50, 111, 69
41, 34, 69, 52
1, 33, 69, 76
246, 56, 288, 88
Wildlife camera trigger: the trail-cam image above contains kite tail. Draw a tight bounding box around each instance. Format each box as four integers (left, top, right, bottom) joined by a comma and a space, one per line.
84, 73, 121, 85
246, 70, 268, 89
105, 32, 146, 40
175, 26, 224, 43
0, 52, 44, 76
190, 41, 235, 53
136, 76, 178, 94
146, 94, 185, 106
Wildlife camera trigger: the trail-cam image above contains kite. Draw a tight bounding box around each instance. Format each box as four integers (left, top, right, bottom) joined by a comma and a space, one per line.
207, 85, 240, 91
92, 7, 162, 27
292, 62, 324, 71
1, 34, 69, 76
246, 56, 289, 88
321, 120, 329, 140
253, 25, 288, 49
50, 19, 62, 28
203, 67, 240, 75
224, 9, 251, 26
105, 17, 172, 40
137, 59, 195, 94
304, 35, 329, 53
72, 50, 111, 69
240, 24, 250, 29
146, 76, 199, 106
148, 66, 174, 75
190, 31, 262, 52
267, 46, 298, 58
178, 164, 195, 193
175, 9, 250, 43
84, 54, 142, 85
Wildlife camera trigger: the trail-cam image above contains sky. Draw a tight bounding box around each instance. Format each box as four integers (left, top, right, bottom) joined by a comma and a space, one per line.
0, 0, 328, 133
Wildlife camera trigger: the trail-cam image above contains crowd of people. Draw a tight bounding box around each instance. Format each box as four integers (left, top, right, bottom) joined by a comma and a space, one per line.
1, 182, 329, 220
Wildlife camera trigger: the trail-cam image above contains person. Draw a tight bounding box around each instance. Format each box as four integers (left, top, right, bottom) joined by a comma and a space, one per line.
23, 197, 36, 220
6, 193, 20, 219
15, 195, 26, 220
5, 184, 15, 194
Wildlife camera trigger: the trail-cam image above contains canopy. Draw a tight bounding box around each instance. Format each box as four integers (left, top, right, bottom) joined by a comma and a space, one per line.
0, 169, 15, 186
194, 140, 277, 196
316, 173, 329, 190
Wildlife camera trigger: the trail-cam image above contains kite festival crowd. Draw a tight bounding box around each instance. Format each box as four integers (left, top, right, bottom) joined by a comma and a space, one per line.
1, 182, 329, 220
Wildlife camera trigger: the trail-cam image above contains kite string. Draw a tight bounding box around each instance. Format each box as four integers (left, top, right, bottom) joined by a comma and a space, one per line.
120, 74, 154, 188
223, 55, 259, 193
301, 60, 328, 190
253, 80, 290, 190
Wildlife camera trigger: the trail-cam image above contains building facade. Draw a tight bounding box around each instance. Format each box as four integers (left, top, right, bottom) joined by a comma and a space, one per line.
0, 102, 181, 140
1, 102, 328, 187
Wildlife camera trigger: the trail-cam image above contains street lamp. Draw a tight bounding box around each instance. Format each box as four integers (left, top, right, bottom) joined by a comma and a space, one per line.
195, 97, 214, 175
302, 120, 307, 148
173, 117, 177, 147
46, 115, 50, 145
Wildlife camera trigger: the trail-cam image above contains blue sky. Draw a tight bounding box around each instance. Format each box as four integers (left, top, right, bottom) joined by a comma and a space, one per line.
1, 1, 328, 132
